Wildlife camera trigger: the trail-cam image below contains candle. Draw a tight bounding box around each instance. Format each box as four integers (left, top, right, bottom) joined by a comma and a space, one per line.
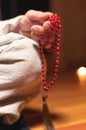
76, 67, 86, 88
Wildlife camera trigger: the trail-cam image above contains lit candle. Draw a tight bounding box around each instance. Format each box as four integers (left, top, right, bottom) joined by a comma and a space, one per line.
76, 67, 86, 88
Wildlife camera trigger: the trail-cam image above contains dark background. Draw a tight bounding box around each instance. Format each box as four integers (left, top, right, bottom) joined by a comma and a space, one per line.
0, 0, 49, 19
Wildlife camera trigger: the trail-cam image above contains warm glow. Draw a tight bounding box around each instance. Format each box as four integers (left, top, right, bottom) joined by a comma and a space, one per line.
77, 67, 86, 76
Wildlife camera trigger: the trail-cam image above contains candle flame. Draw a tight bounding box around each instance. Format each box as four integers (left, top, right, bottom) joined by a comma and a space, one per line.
77, 67, 86, 76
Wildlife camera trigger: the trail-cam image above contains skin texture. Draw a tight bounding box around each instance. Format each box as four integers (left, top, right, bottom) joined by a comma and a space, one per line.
19, 10, 54, 49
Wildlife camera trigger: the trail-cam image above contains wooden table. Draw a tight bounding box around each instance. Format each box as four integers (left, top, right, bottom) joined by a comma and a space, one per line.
23, 71, 86, 130
58, 123, 86, 130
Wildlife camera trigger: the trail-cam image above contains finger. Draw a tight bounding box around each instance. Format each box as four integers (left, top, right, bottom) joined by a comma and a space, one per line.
31, 25, 45, 35
43, 21, 51, 31
31, 32, 43, 41
31, 21, 51, 35
26, 10, 53, 22
31, 32, 54, 50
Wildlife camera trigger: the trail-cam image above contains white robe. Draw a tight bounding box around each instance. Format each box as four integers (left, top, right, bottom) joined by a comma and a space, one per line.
0, 16, 46, 124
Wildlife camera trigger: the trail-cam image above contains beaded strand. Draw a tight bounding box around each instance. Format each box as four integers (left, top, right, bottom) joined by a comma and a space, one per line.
39, 14, 61, 96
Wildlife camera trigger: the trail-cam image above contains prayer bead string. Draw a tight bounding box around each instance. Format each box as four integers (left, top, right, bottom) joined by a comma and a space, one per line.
39, 14, 61, 96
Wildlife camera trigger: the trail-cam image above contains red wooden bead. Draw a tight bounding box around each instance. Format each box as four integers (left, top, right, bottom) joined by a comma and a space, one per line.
54, 73, 58, 77
56, 51, 60, 56
57, 47, 60, 51
44, 86, 49, 91
54, 68, 59, 73
50, 81, 55, 85
56, 59, 60, 64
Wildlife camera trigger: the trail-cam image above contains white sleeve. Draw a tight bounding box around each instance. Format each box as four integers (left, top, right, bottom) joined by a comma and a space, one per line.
0, 16, 23, 36
0, 32, 42, 90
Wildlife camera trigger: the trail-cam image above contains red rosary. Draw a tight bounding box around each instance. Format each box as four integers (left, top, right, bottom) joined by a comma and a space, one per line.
39, 14, 61, 130
39, 14, 61, 95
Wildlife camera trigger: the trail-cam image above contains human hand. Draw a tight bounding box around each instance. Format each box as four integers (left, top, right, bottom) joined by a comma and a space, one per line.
19, 10, 54, 49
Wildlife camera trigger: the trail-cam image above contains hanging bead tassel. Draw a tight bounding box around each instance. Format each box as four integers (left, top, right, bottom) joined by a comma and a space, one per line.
42, 94, 56, 130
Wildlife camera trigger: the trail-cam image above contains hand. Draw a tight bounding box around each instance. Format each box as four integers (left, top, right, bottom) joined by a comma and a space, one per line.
19, 10, 54, 48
